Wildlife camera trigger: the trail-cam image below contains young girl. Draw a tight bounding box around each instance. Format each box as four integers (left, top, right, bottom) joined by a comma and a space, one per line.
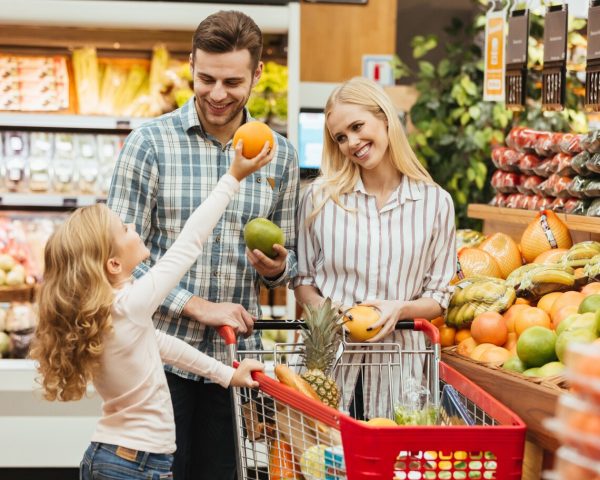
293, 77, 456, 418
30, 140, 270, 479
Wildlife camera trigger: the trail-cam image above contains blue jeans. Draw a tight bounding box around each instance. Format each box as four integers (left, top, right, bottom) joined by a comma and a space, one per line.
80, 442, 173, 480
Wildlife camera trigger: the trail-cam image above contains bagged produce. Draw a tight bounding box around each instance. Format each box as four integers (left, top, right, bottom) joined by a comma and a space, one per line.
507, 263, 575, 299
564, 198, 589, 215
586, 153, 600, 175
555, 153, 576, 177
456, 229, 486, 249
558, 133, 584, 155
550, 197, 567, 213
446, 277, 515, 329
491, 170, 521, 194
583, 179, 600, 198
561, 241, 600, 268
520, 210, 573, 263
583, 253, 600, 280
571, 151, 591, 177
567, 176, 591, 199
587, 198, 600, 217
534, 131, 556, 157
533, 158, 557, 178
519, 153, 543, 176
581, 130, 600, 153
489, 193, 508, 207
478, 233, 523, 279
455, 247, 502, 280
518, 175, 544, 195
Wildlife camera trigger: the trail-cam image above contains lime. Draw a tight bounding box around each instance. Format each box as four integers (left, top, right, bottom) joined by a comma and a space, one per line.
243, 218, 285, 258
579, 294, 600, 314
555, 328, 597, 363
516, 326, 557, 368
522, 368, 541, 377
538, 361, 566, 377
502, 356, 527, 373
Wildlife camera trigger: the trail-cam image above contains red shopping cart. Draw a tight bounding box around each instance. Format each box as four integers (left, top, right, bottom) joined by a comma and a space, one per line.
220, 319, 525, 480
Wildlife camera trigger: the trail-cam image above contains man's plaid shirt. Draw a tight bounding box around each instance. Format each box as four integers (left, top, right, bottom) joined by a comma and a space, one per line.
107, 98, 299, 380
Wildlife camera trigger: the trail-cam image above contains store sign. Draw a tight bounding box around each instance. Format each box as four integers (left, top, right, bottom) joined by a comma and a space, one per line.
362, 55, 394, 87
483, 10, 506, 101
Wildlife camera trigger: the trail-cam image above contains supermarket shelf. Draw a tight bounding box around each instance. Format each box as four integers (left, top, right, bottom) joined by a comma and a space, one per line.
1, 1, 291, 33
468, 204, 600, 235
0, 193, 105, 208
0, 113, 152, 131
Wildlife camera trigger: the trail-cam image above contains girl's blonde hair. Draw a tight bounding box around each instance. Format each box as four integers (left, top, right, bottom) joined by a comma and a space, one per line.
308, 76, 433, 223
30, 203, 116, 401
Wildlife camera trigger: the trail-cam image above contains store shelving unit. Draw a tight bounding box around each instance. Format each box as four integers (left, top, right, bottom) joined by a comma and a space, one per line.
0, 0, 300, 468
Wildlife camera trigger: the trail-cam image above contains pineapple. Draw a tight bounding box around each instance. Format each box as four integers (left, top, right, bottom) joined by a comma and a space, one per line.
300, 298, 344, 408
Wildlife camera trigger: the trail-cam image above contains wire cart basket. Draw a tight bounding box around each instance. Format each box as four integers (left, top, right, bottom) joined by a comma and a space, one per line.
220, 319, 525, 480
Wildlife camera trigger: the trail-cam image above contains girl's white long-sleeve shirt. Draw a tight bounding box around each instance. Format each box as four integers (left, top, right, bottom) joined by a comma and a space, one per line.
90, 174, 239, 454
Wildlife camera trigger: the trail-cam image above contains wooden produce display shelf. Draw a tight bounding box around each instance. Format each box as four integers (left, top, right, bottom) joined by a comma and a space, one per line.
442, 351, 562, 452
467, 204, 600, 235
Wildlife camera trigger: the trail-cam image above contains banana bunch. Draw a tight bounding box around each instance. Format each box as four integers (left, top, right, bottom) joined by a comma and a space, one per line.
584, 254, 600, 281
515, 264, 575, 299
561, 241, 600, 269
446, 277, 515, 329
505, 264, 541, 290
456, 229, 486, 249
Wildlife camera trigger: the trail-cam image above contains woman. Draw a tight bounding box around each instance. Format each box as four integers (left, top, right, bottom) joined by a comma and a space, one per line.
292, 77, 456, 418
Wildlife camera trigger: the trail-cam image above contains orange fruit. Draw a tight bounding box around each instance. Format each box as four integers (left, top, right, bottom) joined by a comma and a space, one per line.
515, 298, 531, 305
366, 417, 397, 427
514, 307, 551, 336
454, 328, 472, 344
470, 343, 496, 361
503, 304, 530, 333
479, 346, 511, 364
470, 312, 508, 346
537, 292, 563, 315
343, 305, 381, 341
456, 337, 478, 357
550, 291, 585, 324
503, 332, 518, 352
439, 325, 456, 347
233, 121, 274, 158
532, 248, 568, 264
430, 316, 445, 328
582, 282, 600, 296
552, 305, 579, 329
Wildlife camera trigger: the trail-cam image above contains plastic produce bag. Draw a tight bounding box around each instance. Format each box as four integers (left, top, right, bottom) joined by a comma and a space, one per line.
582, 130, 600, 154
456, 229, 485, 249
519, 153, 542, 176
564, 198, 589, 215
394, 377, 438, 426
583, 179, 600, 198
571, 151, 591, 177
567, 176, 591, 199
555, 153, 575, 177
533, 158, 556, 178
518, 175, 544, 195
586, 153, 600, 175
587, 198, 600, 217
489, 193, 508, 207
534, 131, 555, 157
558, 133, 584, 155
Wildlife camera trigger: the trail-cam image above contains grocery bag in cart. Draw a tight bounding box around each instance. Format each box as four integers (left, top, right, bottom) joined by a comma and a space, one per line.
219, 319, 526, 480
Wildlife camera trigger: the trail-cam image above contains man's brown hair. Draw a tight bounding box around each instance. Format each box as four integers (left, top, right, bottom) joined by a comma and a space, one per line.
192, 10, 263, 71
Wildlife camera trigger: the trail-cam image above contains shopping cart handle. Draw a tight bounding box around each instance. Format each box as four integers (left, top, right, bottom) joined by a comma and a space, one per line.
217, 325, 237, 345
403, 318, 440, 345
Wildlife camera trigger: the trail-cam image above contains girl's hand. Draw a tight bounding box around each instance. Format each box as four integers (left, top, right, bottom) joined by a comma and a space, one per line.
230, 358, 264, 388
360, 299, 407, 343
228, 139, 276, 181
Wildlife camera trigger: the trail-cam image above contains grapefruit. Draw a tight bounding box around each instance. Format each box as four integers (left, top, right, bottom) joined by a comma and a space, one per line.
470, 312, 507, 346
233, 121, 274, 158
578, 294, 600, 314
478, 233, 523, 278
503, 356, 527, 373
538, 361, 566, 377
244, 218, 285, 258
516, 326, 558, 368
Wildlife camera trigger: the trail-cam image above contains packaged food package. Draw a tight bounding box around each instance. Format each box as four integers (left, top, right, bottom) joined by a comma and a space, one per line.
582, 130, 600, 154
567, 176, 592, 199
555, 153, 576, 177
446, 276, 515, 329
497, 148, 522, 172
532, 157, 556, 178
564, 198, 589, 215
489, 192, 508, 207
3, 131, 29, 192
517, 175, 544, 195
534, 131, 555, 157
52, 133, 76, 193
550, 196, 567, 213
77, 134, 99, 194
583, 179, 600, 198
572, 151, 592, 177
28, 132, 54, 192
588, 199, 600, 217
519, 153, 542, 176
587, 153, 600, 175
558, 133, 584, 155
491, 170, 521, 194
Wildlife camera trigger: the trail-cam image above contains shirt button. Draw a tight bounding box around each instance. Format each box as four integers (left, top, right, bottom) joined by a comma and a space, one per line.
215, 235, 221, 243
256, 177, 262, 183
213, 271, 219, 277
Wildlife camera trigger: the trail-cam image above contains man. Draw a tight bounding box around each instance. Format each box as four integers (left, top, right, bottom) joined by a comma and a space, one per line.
108, 10, 298, 479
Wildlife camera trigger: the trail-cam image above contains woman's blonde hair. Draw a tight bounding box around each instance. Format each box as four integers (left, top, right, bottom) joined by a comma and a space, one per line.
30, 204, 116, 401
308, 76, 433, 223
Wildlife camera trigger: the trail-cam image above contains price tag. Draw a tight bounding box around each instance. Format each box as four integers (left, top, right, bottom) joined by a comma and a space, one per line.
484, 9, 506, 101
